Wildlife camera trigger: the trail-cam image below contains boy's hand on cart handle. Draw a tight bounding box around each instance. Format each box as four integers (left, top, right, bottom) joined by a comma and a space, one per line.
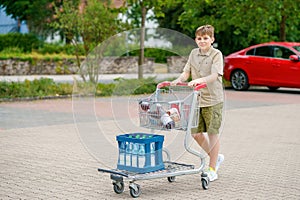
188, 79, 207, 91
188, 78, 206, 87
157, 81, 171, 88
170, 79, 183, 86
157, 81, 206, 90
157, 80, 185, 88
194, 83, 207, 90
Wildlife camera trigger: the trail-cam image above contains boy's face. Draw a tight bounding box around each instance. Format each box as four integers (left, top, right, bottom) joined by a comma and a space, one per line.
195, 34, 214, 51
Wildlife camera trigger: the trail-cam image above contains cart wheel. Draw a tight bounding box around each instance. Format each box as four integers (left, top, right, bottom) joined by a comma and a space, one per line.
113, 182, 124, 194
167, 176, 176, 182
201, 177, 209, 190
129, 183, 141, 198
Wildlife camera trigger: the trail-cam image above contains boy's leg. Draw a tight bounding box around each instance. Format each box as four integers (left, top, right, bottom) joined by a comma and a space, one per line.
192, 133, 210, 154
206, 103, 223, 170
192, 103, 223, 169
192, 110, 210, 155
193, 132, 219, 182
208, 133, 219, 170
192, 132, 220, 170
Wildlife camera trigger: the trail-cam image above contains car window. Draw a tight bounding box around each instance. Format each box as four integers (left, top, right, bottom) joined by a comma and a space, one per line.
254, 46, 272, 57
246, 48, 255, 55
272, 46, 294, 59
293, 45, 300, 52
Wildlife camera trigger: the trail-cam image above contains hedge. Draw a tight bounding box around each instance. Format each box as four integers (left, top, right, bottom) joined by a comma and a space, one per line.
0, 33, 42, 53
0, 77, 159, 100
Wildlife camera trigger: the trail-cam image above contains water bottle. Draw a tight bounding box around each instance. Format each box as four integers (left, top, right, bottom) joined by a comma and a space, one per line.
125, 135, 133, 166
131, 143, 138, 167
118, 142, 125, 165
150, 142, 156, 167
132, 143, 139, 154
125, 141, 133, 153
138, 144, 145, 168
125, 141, 131, 166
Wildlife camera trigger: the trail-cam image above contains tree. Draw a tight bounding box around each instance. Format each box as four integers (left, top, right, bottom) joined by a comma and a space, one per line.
177, 0, 300, 55
0, 0, 62, 37
139, 1, 146, 80
126, 0, 149, 79
125, 0, 169, 79
51, 0, 128, 83
154, 0, 184, 33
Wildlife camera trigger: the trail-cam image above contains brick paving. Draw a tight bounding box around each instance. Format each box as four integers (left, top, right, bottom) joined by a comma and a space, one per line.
1, 89, 300, 199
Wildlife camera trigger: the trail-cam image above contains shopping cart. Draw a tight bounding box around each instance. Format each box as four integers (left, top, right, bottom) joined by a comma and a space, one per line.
98, 81, 209, 198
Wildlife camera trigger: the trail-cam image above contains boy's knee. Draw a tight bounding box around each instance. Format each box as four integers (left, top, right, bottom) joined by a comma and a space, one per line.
192, 133, 205, 141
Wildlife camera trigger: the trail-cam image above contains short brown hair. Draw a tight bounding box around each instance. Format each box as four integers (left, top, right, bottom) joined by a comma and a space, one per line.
195, 25, 214, 38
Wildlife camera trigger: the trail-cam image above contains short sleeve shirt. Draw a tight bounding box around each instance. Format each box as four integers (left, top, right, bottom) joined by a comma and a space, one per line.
183, 46, 224, 107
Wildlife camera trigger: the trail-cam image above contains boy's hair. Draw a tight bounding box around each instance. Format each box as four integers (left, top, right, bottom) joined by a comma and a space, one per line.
195, 25, 214, 38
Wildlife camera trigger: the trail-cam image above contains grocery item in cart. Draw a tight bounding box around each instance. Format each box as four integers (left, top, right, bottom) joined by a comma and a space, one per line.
157, 104, 175, 129
161, 113, 175, 129
167, 107, 180, 127
116, 133, 164, 173
139, 101, 150, 111
147, 104, 161, 127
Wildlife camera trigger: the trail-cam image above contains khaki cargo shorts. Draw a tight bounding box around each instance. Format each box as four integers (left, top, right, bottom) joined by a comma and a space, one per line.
191, 102, 223, 135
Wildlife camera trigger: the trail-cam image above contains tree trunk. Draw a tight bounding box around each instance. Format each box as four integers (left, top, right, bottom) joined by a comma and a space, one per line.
138, 4, 146, 79
279, 15, 287, 41
17, 18, 21, 32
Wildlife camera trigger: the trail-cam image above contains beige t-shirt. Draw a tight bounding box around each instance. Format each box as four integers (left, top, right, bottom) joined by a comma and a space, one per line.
183, 46, 224, 107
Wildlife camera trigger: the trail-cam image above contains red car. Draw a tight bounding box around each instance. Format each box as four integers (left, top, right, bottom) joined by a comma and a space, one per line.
224, 42, 300, 91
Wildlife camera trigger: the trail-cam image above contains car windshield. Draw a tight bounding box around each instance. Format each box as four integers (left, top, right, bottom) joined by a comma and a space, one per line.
293, 45, 300, 52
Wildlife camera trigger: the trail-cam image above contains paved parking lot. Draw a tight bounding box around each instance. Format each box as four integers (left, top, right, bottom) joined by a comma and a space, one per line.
1, 89, 300, 199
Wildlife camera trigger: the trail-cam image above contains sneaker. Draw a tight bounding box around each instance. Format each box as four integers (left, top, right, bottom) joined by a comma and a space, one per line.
205, 168, 218, 182
215, 154, 224, 172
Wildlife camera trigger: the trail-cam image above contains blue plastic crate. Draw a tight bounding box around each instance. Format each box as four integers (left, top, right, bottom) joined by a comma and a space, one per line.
116, 133, 164, 173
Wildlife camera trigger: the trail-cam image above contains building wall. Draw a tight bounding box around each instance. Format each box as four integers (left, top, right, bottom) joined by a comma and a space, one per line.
0, 8, 28, 34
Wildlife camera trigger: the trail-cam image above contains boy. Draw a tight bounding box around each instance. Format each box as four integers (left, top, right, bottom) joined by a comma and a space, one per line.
171, 25, 224, 181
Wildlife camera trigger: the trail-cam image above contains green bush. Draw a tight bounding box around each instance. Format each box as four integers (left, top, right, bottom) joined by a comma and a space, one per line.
0, 78, 73, 99
125, 48, 177, 63
0, 33, 85, 56
96, 83, 115, 96
37, 43, 63, 54
112, 77, 157, 96
37, 43, 85, 55
75, 78, 157, 97
0, 78, 161, 100
0, 33, 42, 53
64, 44, 85, 55
144, 48, 177, 63
0, 47, 24, 54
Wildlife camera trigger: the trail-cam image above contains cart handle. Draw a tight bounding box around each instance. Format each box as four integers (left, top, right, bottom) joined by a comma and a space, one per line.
157, 81, 207, 91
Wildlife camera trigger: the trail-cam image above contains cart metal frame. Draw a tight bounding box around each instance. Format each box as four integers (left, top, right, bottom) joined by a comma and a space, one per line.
98, 82, 209, 198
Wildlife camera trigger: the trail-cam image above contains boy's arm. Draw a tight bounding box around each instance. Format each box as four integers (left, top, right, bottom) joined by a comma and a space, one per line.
171, 71, 190, 86
188, 73, 219, 87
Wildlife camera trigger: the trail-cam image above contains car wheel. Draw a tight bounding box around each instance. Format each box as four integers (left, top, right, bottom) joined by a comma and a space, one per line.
268, 86, 279, 91
231, 70, 249, 91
